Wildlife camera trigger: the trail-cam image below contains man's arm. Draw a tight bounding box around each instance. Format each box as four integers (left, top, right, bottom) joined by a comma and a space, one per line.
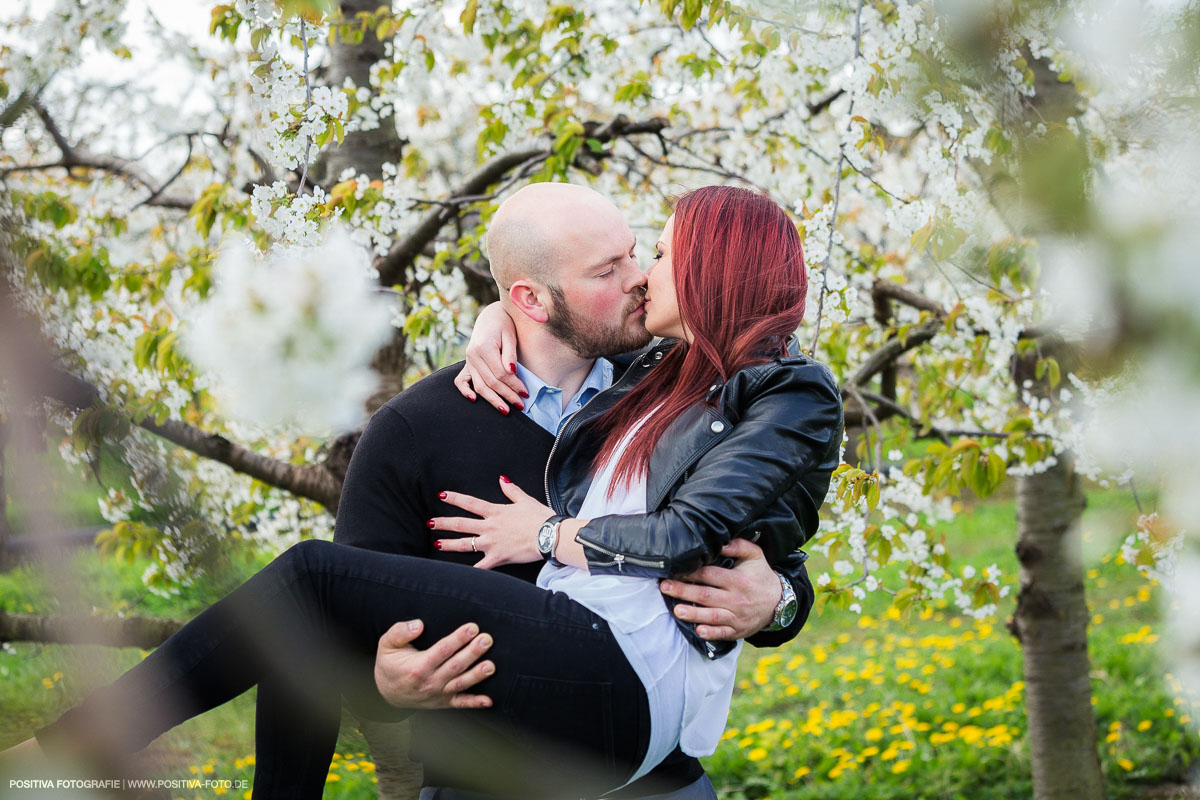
336, 403, 495, 705
334, 405, 431, 554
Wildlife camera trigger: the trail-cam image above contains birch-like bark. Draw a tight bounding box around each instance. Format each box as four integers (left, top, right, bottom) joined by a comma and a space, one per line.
1011, 456, 1106, 800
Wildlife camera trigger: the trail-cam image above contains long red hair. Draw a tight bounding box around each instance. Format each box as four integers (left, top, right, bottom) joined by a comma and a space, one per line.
590, 185, 809, 493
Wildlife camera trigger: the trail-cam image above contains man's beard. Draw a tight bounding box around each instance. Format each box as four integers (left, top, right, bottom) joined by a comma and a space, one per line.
545, 285, 651, 359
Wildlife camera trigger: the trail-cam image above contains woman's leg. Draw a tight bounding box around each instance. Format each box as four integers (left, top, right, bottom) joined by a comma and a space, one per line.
35, 539, 649, 799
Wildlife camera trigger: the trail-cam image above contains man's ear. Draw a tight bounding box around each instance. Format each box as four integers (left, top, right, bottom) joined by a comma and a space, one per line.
508, 280, 551, 323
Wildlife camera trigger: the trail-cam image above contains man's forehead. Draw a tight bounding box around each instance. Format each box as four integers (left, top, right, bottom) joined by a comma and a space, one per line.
568, 226, 635, 272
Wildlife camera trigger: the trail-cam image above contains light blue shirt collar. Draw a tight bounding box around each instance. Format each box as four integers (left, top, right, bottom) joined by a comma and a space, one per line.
515, 358, 614, 435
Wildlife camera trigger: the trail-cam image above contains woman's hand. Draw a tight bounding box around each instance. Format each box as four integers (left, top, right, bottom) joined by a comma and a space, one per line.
431, 477, 555, 569
453, 302, 528, 414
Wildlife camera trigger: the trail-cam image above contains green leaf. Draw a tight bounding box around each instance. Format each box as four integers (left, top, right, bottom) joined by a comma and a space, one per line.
461, 0, 479, 33
910, 219, 934, 253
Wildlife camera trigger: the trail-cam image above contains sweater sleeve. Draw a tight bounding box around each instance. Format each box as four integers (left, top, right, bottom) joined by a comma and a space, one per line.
333, 405, 431, 556
745, 551, 816, 649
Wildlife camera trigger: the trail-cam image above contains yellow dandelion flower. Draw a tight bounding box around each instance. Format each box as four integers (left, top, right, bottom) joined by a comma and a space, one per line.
1137, 720, 1152, 731
859, 746, 880, 759
203, 764, 215, 774
1117, 758, 1134, 771
243, 791, 252, 800
325, 773, 341, 782
189, 766, 200, 775
362, 762, 376, 773
951, 702, 966, 714
892, 760, 911, 774
747, 748, 768, 762
1092, 614, 1104, 625
41, 678, 55, 690
866, 728, 883, 742
793, 766, 811, 779
881, 746, 899, 761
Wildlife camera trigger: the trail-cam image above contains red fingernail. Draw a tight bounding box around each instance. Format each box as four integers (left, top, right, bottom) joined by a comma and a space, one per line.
438, 491, 447, 499
468, 394, 477, 402
427, 519, 436, 529
500, 475, 512, 484
433, 540, 442, 550
518, 390, 529, 399
508, 363, 516, 374
513, 400, 525, 411
497, 406, 509, 416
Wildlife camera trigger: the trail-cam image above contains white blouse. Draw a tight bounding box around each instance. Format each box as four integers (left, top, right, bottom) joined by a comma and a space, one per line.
536, 414, 742, 786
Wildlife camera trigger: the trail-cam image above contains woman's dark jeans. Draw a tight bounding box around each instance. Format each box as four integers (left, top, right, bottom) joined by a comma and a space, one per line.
36, 540, 651, 799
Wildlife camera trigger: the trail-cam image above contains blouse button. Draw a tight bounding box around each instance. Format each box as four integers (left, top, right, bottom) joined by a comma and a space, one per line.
653, 351, 663, 360
710, 420, 726, 433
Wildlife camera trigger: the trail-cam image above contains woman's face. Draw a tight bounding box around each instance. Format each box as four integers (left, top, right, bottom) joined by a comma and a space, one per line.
644, 215, 688, 341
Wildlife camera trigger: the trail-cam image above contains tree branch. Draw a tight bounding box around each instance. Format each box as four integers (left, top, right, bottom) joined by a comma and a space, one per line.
28, 100, 194, 210
871, 279, 947, 316
374, 115, 669, 286
0, 611, 183, 648
42, 369, 344, 511
845, 318, 944, 389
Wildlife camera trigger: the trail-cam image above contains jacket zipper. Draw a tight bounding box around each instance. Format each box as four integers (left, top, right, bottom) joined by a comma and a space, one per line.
576, 537, 668, 572
543, 347, 658, 509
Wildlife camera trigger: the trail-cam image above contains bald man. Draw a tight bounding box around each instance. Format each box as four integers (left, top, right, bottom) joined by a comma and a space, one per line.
334, 184, 815, 799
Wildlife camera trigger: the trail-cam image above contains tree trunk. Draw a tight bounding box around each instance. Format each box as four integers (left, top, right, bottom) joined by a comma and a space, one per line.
0, 425, 9, 565
325, 4, 420, 793
321, 0, 405, 187
353, 717, 422, 798
1010, 455, 1106, 800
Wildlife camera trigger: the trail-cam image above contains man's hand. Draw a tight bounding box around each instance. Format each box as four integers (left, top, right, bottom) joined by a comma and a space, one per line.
375, 619, 496, 709
658, 539, 782, 640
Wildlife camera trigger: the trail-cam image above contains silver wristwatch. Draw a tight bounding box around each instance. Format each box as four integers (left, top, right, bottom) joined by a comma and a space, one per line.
763, 571, 798, 632
537, 515, 567, 566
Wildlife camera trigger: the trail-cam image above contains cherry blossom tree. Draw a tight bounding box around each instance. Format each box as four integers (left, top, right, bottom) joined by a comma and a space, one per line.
2, 1, 1196, 798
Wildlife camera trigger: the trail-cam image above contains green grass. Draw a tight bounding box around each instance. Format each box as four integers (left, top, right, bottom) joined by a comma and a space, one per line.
1, 488, 1197, 799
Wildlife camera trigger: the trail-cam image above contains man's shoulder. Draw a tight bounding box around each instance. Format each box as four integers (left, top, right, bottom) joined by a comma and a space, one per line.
378, 361, 472, 420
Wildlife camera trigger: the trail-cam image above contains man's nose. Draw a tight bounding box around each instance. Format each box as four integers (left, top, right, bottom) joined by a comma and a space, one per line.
624, 262, 648, 293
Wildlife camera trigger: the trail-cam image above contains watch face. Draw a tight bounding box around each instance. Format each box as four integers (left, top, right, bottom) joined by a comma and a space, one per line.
779, 597, 799, 627
537, 522, 554, 554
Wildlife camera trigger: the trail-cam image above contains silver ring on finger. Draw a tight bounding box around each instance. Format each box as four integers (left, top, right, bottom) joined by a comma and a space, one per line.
471, 537, 477, 553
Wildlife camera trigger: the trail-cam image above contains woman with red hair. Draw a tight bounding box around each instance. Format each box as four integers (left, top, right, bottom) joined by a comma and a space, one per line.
14, 186, 841, 798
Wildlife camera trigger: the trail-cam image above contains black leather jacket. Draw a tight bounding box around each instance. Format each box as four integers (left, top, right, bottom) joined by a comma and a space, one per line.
545, 338, 843, 659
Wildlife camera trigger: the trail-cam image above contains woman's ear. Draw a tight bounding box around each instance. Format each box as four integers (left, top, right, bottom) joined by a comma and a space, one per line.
508, 280, 551, 323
